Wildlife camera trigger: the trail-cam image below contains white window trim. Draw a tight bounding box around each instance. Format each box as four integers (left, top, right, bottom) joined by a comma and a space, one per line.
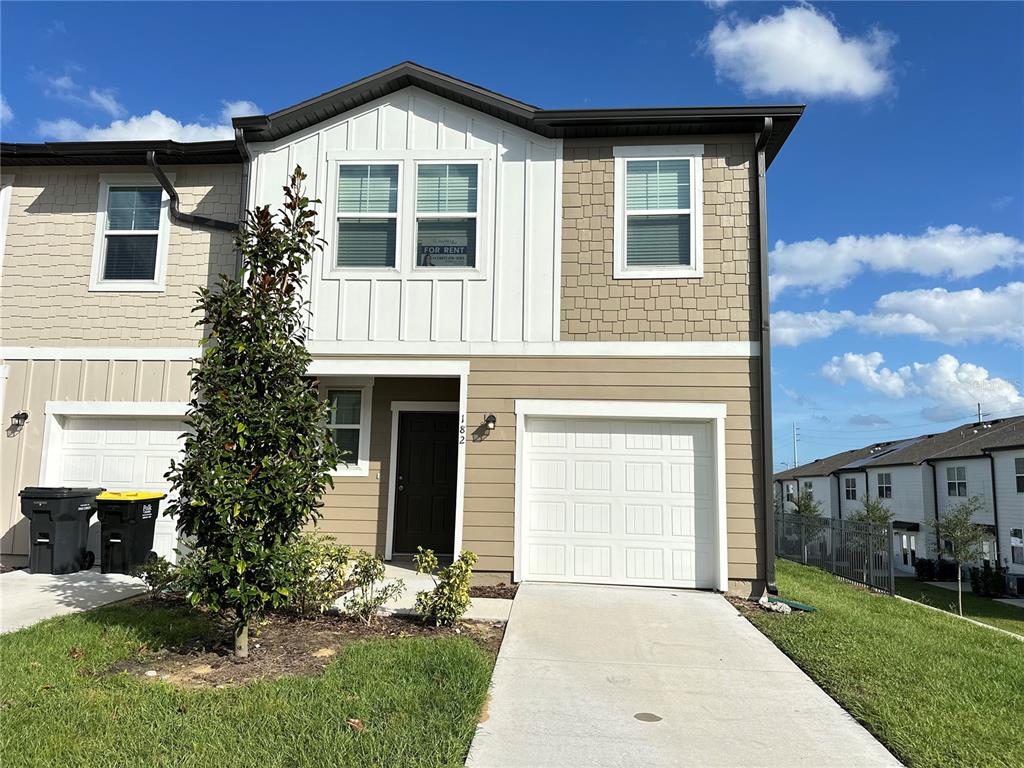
512, 399, 728, 591
89, 173, 172, 292
877, 472, 893, 498
323, 148, 494, 281
612, 144, 704, 280
411, 159, 482, 276
384, 400, 460, 559
334, 160, 402, 272
318, 377, 374, 476
946, 465, 968, 497
845, 477, 857, 500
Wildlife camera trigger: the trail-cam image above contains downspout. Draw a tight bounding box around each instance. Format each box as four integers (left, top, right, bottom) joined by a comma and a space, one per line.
756, 118, 777, 595
925, 460, 942, 555
987, 453, 1001, 564
146, 151, 237, 233
234, 128, 253, 276
862, 469, 870, 501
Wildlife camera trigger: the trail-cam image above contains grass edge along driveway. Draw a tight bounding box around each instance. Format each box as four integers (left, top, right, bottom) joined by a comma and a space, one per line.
0, 601, 493, 768
742, 560, 1023, 768
894, 577, 1024, 637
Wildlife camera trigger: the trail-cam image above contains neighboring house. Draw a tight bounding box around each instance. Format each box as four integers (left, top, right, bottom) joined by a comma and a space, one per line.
774, 416, 1024, 585
1, 62, 804, 598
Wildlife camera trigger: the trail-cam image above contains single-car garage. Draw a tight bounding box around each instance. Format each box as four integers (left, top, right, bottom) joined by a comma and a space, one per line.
514, 400, 728, 591
40, 403, 188, 562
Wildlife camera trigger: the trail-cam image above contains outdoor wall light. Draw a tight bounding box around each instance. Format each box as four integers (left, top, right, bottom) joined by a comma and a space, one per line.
485, 414, 497, 431
11, 411, 29, 429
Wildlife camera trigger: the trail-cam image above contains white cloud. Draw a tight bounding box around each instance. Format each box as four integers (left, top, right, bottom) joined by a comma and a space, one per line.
848, 414, 891, 426
821, 352, 1024, 421
1, 94, 12, 125
40, 72, 125, 117
772, 283, 1024, 347
37, 99, 262, 142
821, 352, 912, 398
770, 225, 1024, 298
706, 5, 896, 99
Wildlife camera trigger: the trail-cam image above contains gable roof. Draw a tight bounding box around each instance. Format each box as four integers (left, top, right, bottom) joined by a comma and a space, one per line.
773, 415, 1024, 480
233, 61, 804, 166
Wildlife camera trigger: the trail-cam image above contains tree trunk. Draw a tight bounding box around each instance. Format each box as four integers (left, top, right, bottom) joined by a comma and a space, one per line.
957, 567, 963, 616
235, 622, 249, 657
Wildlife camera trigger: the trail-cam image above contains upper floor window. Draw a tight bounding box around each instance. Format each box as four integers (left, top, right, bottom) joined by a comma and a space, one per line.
785, 483, 794, 502
946, 465, 967, 497
336, 164, 399, 268
803, 480, 813, 499
877, 472, 893, 499
844, 477, 857, 500
612, 145, 703, 280
90, 176, 169, 292
415, 163, 478, 268
1016, 457, 1024, 493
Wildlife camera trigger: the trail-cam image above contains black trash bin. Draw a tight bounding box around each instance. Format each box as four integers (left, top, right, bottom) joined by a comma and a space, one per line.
96, 492, 166, 574
19, 487, 102, 574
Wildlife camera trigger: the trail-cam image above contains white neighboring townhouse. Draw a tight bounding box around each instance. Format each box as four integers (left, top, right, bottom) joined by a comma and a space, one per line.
775, 416, 1024, 587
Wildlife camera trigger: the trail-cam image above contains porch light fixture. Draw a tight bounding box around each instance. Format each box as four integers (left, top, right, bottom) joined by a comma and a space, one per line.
11, 411, 29, 429
485, 414, 497, 431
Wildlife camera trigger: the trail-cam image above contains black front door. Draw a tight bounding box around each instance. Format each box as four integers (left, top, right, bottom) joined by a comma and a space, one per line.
393, 411, 457, 555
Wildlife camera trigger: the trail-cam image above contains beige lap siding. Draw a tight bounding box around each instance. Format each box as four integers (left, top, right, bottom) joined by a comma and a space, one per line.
561, 137, 758, 341
314, 357, 762, 594
1, 164, 240, 346
316, 377, 460, 552
0, 357, 192, 563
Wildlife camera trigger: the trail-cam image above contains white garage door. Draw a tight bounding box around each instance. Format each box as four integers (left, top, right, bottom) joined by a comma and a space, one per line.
520, 417, 717, 588
56, 417, 185, 562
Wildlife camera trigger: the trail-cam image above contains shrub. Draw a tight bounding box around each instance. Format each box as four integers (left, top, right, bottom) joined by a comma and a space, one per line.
344, 550, 404, 625
131, 556, 178, 597
284, 532, 352, 617
914, 557, 937, 582
970, 561, 1008, 597
413, 548, 478, 627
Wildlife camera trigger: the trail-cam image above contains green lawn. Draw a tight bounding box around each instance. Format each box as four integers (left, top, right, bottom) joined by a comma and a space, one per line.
895, 577, 1024, 637
0, 601, 493, 768
744, 560, 1024, 768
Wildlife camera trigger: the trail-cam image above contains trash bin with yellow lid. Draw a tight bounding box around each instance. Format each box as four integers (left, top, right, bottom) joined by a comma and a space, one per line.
96, 491, 167, 574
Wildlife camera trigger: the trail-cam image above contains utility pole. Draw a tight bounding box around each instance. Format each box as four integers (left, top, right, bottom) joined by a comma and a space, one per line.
792, 421, 800, 467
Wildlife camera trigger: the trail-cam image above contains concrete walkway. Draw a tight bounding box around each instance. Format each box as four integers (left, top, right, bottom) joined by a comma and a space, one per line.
466, 583, 900, 768
926, 581, 1024, 609
333, 562, 513, 622
0, 568, 146, 634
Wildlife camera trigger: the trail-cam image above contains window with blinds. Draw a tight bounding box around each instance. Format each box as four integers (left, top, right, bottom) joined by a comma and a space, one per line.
337, 164, 399, 268
102, 187, 161, 280
624, 159, 691, 268
415, 163, 478, 268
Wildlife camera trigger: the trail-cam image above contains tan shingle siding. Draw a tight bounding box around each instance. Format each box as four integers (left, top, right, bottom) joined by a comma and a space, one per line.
1, 164, 240, 346
560, 138, 759, 341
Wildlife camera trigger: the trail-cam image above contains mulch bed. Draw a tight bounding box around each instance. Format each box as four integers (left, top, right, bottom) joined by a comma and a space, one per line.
104, 596, 504, 689
469, 583, 518, 599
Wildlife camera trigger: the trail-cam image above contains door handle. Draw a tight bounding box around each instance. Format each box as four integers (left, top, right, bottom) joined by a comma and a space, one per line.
398, 485, 404, 492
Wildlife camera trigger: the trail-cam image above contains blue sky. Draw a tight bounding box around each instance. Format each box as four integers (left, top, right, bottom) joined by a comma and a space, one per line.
2, 2, 1022, 469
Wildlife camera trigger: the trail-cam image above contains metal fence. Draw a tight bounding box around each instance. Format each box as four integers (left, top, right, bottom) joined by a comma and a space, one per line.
776, 511, 895, 594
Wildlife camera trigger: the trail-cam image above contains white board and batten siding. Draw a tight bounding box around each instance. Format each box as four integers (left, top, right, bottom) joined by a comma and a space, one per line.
249, 87, 561, 348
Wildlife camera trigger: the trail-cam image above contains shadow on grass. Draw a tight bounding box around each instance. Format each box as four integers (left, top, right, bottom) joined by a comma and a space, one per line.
76, 597, 224, 651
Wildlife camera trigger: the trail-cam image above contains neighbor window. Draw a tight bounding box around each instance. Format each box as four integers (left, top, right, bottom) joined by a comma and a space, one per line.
844, 477, 857, 500
803, 480, 813, 499
1011, 528, 1024, 565
336, 164, 399, 268
900, 533, 917, 567
613, 145, 703, 279
415, 163, 478, 268
1016, 457, 1024, 493
877, 472, 892, 499
946, 466, 967, 497
785, 483, 795, 502
90, 178, 168, 291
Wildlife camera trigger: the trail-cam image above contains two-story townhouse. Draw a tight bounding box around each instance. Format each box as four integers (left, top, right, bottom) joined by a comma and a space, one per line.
1, 141, 243, 563
2, 63, 803, 598
980, 423, 1024, 593
774, 416, 1024, 579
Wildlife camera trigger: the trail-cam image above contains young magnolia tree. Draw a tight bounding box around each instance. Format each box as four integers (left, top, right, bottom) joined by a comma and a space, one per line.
167, 167, 338, 656
932, 496, 989, 617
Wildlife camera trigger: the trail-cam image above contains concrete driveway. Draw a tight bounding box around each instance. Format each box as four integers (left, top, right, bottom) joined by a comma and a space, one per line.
466, 583, 900, 768
0, 569, 145, 634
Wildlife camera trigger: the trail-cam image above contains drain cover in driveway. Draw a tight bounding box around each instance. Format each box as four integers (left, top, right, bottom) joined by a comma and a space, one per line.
634, 712, 663, 722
